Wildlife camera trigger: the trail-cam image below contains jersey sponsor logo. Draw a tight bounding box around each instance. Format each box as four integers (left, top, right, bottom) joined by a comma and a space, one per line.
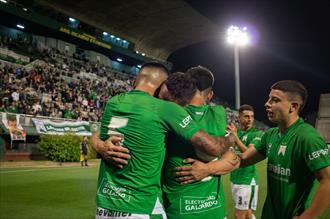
242, 135, 248, 142
179, 115, 193, 128
278, 145, 287, 156
96, 208, 132, 217
308, 148, 329, 161
98, 179, 131, 202
195, 111, 204, 115
268, 163, 291, 180
253, 137, 261, 141
180, 193, 221, 214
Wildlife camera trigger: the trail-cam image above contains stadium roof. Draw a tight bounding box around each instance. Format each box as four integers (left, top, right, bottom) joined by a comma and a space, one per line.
34, 0, 220, 60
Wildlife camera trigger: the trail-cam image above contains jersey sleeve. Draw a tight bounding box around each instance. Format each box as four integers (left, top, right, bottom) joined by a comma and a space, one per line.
250, 131, 264, 147
301, 128, 330, 172
254, 130, 268, 157
158, 101, 200, 142
99, 99, 114, 141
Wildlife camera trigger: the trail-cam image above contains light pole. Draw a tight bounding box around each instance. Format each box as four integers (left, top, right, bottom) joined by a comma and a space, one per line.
226, 25, 249, 109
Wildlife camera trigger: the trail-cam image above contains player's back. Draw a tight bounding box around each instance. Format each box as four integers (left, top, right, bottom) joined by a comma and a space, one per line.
97, 89, 199, 214
98, 89, 168, 213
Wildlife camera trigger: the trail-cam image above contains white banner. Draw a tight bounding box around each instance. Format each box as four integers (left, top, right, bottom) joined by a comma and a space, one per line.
32, 118, 92, 136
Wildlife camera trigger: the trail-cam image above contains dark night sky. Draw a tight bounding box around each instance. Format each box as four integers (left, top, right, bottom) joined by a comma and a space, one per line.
168, 1, 330, 122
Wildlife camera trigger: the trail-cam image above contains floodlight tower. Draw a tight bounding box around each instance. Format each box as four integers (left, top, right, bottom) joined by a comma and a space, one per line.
226, 25, 249, 109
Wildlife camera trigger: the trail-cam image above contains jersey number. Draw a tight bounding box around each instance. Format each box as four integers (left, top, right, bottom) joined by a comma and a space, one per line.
107, 116, 128, 144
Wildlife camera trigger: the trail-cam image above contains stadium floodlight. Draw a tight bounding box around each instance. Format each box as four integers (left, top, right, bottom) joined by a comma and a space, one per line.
137, 65, 142, 68
69, 17, 76, 22
110, 35, 115, 38
0, 0, 8, 3
226, 25, 250, 109
103, 32, 108, 36
135, 51, 139, 54
116, 37, 121, 40
22, 7, 28, 11
116, 58, 123, 62
227, 25, 249, 46
123, 40, 127, 43
141, 53, 145, 56
16, 24, 25, 29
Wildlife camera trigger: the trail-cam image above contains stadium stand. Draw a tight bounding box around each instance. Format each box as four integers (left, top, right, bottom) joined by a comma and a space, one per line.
315, 93, 330, 144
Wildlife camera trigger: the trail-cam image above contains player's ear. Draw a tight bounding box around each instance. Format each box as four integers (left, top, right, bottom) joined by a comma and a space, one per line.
289, 101, 299, 114
206, 90, 214, 103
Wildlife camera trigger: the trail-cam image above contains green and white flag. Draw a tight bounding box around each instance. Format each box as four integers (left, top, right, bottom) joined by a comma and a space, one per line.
32, 118, 92, 136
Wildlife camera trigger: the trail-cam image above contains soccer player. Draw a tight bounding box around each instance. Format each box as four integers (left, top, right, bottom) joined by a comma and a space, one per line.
92, 63, 234, 219
161, 66, 239, 219
240, 80, 330, 219
228, 105, 263, 219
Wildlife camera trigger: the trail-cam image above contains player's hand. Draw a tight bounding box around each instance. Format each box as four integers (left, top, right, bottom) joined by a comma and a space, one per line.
227, 123, 238, 135
101, 136, 131, 169
174, 158, 210, 184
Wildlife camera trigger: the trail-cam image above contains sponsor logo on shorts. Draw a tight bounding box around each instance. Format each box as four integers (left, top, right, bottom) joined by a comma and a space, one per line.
98, 179, 131, 202
96, 208, 132, 217
180, 193, 221, 214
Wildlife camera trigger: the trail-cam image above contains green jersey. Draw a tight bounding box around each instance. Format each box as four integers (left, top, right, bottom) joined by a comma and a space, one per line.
255, 118, 330, 219
163, 104, 227, 219
97, 90, 200, 214
230, 127, 263, 185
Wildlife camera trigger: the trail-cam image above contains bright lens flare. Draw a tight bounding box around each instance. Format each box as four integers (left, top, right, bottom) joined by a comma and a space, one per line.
226, 26, 249, 46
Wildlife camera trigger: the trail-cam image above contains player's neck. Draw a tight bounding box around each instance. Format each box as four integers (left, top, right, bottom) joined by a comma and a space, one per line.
189, 96, 205, 106
278, 115, 299, 134
240, 125, 252, 131
134, 85, 156, 96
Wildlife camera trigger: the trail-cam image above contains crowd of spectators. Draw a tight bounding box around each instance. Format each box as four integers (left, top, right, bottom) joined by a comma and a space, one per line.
0, 34, 246, 127
0, 35, 134, 122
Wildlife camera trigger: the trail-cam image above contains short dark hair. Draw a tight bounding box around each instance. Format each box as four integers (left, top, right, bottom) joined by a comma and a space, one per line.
239, 104, 254, 114
165, 72, 197, 106
186, 66, 214, 91
140, 62, 169, 74
271, 80, 308, 111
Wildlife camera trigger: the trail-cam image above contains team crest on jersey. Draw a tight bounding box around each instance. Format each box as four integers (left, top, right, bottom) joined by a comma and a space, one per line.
242, 135, 247, 142
278, 145, 287, 156
267, 144, 272, 155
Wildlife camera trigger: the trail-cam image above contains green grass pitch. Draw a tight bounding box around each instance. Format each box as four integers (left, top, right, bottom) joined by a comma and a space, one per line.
0, 160, 329, 219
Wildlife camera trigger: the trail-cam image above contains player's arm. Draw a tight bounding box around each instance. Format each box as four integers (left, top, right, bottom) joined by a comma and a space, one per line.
293, 166, 330, 219
91, 132, 131, 168
239, 145, 265, 167
189, 129, 236, 160
175, 149, 240, 184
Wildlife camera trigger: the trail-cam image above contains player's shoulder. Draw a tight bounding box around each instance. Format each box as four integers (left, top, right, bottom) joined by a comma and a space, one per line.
156, 99, 185, 113
295, 121, 322, 140
263, 127, 278, 137
208, 104, 226, 113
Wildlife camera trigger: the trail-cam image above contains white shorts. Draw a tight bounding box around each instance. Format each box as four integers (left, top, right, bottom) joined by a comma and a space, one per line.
96, 197, 167, 219
231, 183, 258, 211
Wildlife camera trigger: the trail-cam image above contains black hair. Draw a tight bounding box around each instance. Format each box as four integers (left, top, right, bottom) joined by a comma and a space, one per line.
165, 72, 197, 106
271, 80, 308, 111
239, 104, 254, 114
186, 65, 214, 91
